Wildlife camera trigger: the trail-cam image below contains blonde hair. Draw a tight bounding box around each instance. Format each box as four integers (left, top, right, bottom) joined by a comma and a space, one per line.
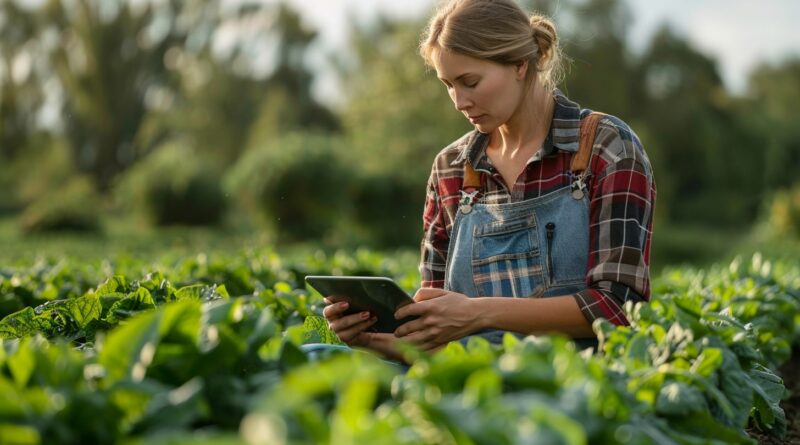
419, 0, 565, 91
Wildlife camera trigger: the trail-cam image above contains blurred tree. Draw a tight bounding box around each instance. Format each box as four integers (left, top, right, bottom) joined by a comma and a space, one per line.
3, 0, 336, 192
175, 3, 339, 165
747, 58, 800, 192
36, 0, 198, 191
336, 17, 471, 246
339, 18, 471, 182
636, 26, 762, 226
0, 2, 46, 161
559, 0, 636, 119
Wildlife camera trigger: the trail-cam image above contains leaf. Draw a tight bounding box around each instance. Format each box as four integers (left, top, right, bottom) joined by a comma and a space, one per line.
655, 382, 707, 417
7, 338, 36, 387
100, 309, 163, 384
0, 308, 54, 339
278, 339, 308, 370
130, 378, 205, 435
95, 276, 129, 296
0, 423, 41, 445
175, 284, 226, 302
302, 315, 342, 345
105, 288, 156, 325
745, 364, 787, 435
712, 350, 754, 428
66, 294, 102, 329
245, 309, 278, 353
529, 403, 587, 445
689, 347, 722, 377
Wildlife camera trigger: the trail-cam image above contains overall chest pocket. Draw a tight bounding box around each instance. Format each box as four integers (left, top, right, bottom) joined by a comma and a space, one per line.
470, 213, 544, 298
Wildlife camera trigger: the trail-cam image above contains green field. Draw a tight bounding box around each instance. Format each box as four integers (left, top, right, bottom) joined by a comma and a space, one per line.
1, 232, 798, 444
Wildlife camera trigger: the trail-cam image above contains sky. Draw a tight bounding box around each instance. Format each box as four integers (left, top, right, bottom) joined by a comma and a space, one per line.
273, 0, 800, 107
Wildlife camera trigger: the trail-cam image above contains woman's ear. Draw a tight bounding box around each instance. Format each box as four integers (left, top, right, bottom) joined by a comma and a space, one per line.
515, 61, 529, 81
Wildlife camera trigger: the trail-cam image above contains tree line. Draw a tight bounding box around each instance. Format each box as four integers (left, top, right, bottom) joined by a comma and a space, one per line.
1, 0, 798, 252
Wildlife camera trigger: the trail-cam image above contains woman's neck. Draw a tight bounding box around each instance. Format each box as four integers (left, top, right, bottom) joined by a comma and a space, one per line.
489, 83, 555, 159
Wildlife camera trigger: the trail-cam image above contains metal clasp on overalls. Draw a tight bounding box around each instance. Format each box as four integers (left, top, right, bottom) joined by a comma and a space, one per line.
459, 190, 480, 214
571, 171, 590, 200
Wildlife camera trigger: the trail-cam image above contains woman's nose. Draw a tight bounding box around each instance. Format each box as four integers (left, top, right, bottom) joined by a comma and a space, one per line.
452, 88, 472, 111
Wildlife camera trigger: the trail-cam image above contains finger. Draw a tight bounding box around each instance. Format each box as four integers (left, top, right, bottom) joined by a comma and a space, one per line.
322, 301, 349, 320
338, 316, 378, 344
394, 318, 427, 338
396, 329, 434, 345
413, 288, 448, 302
395, 300, 429, 320
330, 310, 372, 334
323, 297, 332, 305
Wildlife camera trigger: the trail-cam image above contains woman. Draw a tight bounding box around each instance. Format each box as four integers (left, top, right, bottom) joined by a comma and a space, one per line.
320, 0, 655, 364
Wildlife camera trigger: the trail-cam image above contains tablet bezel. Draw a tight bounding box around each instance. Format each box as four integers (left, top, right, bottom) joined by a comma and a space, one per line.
304, 275, 417, 333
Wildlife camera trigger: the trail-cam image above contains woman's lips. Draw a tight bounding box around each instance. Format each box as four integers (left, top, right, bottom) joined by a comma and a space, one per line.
468, 114, 485, 124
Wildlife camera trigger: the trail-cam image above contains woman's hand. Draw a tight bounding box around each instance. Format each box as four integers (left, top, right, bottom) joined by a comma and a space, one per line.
392, 288, 481, 351
322, 298, 377, 347
322, 298, 410, 363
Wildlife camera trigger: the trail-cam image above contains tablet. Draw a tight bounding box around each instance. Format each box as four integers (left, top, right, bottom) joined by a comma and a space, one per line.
304, 276, 417, 333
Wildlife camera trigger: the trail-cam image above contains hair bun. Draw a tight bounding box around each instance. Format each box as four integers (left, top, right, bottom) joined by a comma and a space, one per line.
529, 15, 557, 60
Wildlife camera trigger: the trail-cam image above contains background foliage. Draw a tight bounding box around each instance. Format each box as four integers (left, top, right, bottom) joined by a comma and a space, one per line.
1, 0, 799, 268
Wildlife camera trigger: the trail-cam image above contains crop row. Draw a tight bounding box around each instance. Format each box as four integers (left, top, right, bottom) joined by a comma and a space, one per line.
0, 252, 798, 444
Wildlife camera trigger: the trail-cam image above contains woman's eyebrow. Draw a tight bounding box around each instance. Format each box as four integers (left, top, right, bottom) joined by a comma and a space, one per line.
438, 73, 474, 82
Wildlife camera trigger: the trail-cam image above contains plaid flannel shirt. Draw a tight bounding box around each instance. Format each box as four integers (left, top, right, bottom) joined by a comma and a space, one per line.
419, 90, 656, 326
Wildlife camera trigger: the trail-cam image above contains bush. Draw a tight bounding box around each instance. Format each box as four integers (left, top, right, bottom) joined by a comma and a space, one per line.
225, 132, 349, 241
766, 183, 800, 239
116, 142, 227, 226
19, 176, 102, 234
350, 172, 424, 248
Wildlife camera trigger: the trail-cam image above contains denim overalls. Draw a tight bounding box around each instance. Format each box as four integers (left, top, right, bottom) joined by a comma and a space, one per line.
448, 166, 590, 345
450, 113, 603, 348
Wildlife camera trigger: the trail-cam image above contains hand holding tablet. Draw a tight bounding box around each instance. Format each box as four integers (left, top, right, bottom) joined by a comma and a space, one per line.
305, 276, 418, 333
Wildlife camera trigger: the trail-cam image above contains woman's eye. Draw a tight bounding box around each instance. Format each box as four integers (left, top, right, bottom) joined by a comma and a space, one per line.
464, 81, 478, 88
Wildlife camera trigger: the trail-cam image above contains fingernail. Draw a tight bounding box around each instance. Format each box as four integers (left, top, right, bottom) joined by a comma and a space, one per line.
340, 302, 348, 309
361, 311, 370, 319
394, 313, 399, 319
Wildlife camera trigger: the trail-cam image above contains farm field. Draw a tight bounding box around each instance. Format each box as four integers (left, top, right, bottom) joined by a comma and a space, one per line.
1, 243, 798, 445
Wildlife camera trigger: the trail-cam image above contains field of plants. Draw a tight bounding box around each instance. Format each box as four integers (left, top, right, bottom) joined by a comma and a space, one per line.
1, 248, 798, 445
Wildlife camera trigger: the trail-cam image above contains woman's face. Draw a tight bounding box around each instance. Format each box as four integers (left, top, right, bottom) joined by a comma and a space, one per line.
432, 49, 526, 133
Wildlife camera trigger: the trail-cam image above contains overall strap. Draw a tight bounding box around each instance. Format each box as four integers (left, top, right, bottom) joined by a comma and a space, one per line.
570, 112, 605, 176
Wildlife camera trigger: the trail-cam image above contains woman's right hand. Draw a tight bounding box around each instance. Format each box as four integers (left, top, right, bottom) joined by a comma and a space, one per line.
322, 298, 378, 347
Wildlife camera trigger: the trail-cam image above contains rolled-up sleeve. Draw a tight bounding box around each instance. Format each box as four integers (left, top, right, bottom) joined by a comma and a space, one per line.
574, 126, 656, 326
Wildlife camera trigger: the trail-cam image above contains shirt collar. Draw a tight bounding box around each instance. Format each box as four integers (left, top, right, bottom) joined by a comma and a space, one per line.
450, 89, 583, 168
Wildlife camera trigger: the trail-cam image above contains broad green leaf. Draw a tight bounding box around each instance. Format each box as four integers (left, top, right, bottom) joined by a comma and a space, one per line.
0, 423, 40, 445
0, 308, 53, 339
332, 374, 379, 434
529, 403, 587, 445
663, 410, 756, 444
689, 348, 722, 377
100, 310, 163, 383
302, 315, 342, 345
278, 339, 308, 370
105, 288, 156, 324
66, 294, 102, 329
463, 367, 502, 408
745, 364, 787, 435
95, 276, 129, 296
130, 378, 205, 434
7, 338, 35, 387
655, 382, 706, 417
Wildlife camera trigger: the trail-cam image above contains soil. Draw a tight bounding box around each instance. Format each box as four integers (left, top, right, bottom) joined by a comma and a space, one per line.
747, 346, 800, 444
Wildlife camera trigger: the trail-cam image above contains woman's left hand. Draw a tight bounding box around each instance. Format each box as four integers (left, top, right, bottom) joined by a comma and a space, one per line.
393, 288, 481, 352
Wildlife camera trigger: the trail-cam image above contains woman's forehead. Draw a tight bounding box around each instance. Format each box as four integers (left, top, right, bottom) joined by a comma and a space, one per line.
432, 49, 491, 80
